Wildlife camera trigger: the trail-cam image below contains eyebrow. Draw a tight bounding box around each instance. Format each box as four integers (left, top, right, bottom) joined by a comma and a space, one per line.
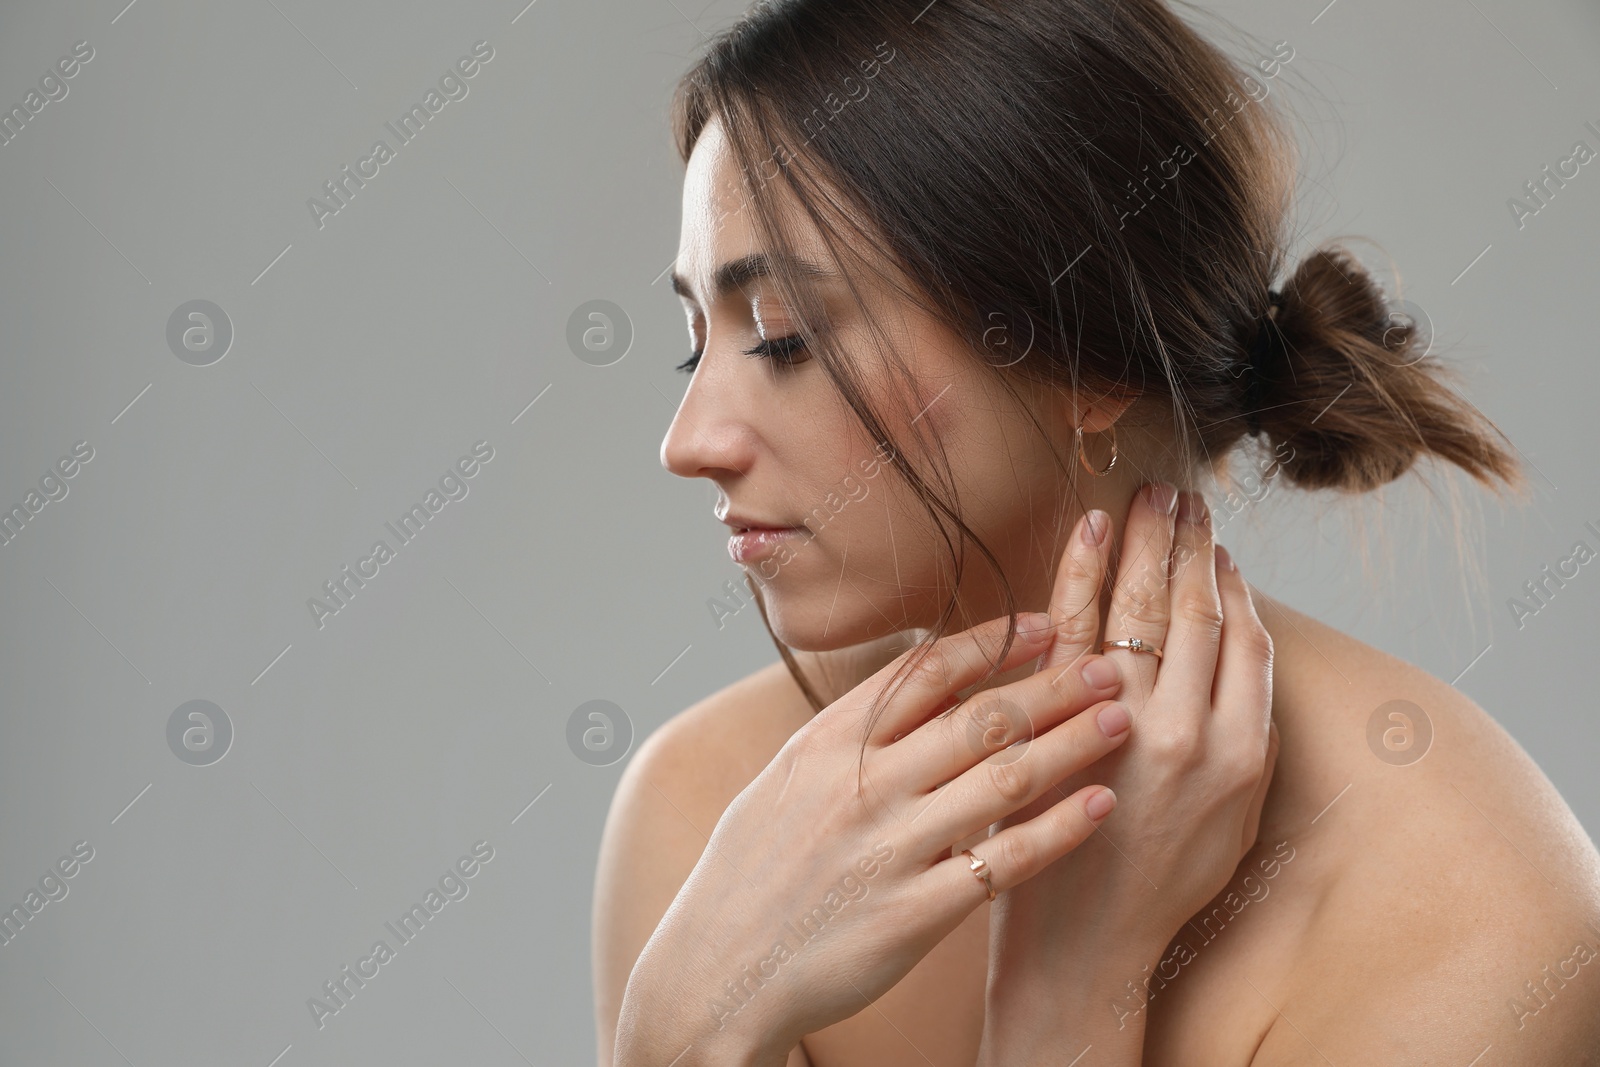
669, 252, 836, 305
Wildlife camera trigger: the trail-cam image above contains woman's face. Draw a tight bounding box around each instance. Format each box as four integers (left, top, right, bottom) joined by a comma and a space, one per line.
662, 117, 1108, 651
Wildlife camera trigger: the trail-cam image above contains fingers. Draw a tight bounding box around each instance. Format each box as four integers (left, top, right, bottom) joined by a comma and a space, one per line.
1101, 483, 1179, 701
888, 648, 1124, 790
901, 676, 1131, 850
1211, 544, 1274, 740
934, 782, 1117, 904
1154, 490, 1223, 702
1240, 718, 1282, 859
858, 612, 1057, 746
1211, 543, 1276, 861
1033, 507, 1113, 677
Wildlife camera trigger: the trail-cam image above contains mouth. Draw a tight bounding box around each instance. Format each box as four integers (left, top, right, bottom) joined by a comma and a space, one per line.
726, 525, 805, 564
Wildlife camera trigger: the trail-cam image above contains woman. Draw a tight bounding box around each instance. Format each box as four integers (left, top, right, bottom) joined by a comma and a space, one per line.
595, 1, 1600, 1062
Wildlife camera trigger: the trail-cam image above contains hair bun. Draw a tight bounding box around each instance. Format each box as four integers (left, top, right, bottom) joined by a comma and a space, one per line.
1241, 289, 1288, 435
1248, 243, 1522, 494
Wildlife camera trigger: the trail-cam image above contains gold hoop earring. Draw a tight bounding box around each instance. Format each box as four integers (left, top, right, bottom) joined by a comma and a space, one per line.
1075, 421, 1117, 477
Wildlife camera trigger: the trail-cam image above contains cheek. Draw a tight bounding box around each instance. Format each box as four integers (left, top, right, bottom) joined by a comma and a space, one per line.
906, 376, 959, 442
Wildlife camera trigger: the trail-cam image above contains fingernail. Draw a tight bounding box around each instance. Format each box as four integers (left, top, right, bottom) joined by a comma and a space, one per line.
1216, 544, 1237, 572
1096, 702, 1130, 737
1085, 787, 1117, 820
1177, 490, 1208, 526
1147, 483, 1179, 516
1080, 656, 1120, 690
1018, 611, 1056, 634
1081, 509, 1109, 546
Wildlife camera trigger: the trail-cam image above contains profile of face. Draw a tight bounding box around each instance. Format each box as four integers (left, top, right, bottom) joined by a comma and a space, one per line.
662, 117, 1113, 652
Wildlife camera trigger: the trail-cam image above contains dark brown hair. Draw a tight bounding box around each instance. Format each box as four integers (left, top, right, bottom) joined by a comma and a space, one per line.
669, 0, 1525, 754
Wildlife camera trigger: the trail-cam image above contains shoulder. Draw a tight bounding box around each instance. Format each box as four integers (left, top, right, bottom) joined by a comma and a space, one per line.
599, 629, 915, 877
1253, 597, 1600, 1064
626, 657, 814, 833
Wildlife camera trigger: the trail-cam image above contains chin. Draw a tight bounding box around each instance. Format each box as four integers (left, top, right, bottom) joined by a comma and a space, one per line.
755, 589, 907, 653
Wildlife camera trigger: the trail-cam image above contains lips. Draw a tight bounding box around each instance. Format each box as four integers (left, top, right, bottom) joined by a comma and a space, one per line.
719, 512, 797, 534
726, 525, 804, 564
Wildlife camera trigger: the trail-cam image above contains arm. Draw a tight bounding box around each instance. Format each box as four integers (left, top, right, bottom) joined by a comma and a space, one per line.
593, 711, 797, 1066
979, 933, 1162, 1064
976, 488, 1279, 1064
595, 608, 1139, 1065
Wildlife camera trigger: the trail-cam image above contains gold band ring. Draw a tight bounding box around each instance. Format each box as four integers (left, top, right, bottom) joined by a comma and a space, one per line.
961, 848, 995, 902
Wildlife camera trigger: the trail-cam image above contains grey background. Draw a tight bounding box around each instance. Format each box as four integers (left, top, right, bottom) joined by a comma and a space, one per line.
0, 0, 1595, 1063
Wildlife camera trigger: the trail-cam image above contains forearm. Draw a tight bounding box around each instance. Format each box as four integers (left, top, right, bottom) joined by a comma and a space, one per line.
977, 937, 1161, 1066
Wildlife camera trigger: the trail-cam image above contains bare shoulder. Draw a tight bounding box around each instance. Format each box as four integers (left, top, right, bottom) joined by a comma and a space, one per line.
1250, 596, 1600, 1064
632, 657, 815, 824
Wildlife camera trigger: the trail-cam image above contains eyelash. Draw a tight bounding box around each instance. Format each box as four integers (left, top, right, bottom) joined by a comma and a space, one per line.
675, 334, 808, 374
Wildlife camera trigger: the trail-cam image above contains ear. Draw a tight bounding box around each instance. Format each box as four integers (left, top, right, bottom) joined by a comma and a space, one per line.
1072, 387, 1140, 433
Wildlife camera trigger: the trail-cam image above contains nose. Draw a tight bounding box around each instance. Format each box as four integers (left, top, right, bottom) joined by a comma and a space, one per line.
659, 361, 755, 482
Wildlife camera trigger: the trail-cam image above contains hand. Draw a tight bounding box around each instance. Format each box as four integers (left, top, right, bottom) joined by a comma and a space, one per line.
988, 485, 1280, 980
615, 611, 1140, 1065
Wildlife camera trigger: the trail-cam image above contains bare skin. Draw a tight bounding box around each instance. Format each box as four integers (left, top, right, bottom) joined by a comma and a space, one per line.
597, 583, 1600, 1064
593, 113, 1600, 1064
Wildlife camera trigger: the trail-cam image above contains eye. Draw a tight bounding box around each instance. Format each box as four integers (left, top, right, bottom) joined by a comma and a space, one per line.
676, 303, 704, 374
742, 335, 809, 364
674, 334, 810, 375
